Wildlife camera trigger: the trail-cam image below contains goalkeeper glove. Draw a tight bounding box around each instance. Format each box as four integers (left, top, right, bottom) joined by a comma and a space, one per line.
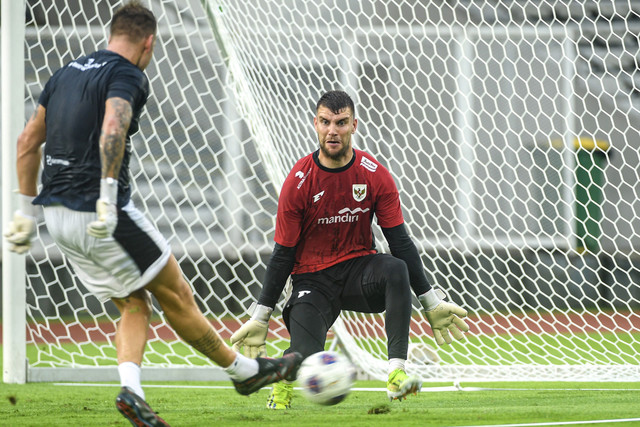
230, 303, 272, 358
4, 194, 37, 254
87, 178, 118, 239
419, 288, 470, 346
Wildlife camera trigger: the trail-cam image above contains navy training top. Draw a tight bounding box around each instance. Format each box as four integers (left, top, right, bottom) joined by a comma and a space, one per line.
34, 49, 149, 211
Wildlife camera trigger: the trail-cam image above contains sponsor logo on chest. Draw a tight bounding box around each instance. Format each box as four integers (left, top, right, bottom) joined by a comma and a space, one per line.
317, 207, 370, 225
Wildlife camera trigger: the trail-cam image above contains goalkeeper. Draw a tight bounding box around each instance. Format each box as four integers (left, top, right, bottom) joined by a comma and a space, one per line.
231, 90, 469, 409
4, 2, 301, 426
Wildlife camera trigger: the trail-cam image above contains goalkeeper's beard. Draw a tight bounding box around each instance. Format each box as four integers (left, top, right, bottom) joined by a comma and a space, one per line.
319, 140, 350, 162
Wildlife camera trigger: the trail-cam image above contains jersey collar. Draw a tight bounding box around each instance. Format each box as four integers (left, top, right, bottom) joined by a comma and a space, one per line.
312, 148, 357, 173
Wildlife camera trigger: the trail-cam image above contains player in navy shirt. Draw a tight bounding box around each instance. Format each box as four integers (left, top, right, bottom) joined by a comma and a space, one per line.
34, 48, 148, 211
231, 90, 470, 408
5, 2, 301, 425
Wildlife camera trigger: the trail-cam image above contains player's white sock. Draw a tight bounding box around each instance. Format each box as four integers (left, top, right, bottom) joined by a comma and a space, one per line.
118, 361, 145, 399
225, 353, 259, 381
388, 358, 406, 374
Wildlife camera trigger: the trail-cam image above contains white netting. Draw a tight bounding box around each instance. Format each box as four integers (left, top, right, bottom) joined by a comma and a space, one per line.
9, 0, 640, 382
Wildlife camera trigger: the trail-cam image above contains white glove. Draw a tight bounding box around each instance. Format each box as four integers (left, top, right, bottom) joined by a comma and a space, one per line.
87, 178, 118, 239
4, 194, 37, 254
230, 303, 272, 358
419, 288, 470, 346
5, 211, 36, 254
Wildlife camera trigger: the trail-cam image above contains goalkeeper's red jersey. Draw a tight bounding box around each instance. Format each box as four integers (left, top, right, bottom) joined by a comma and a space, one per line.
275, 148, 404, 274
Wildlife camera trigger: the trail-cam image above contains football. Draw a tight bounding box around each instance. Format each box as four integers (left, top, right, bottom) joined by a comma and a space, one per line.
297, 351, 357, 405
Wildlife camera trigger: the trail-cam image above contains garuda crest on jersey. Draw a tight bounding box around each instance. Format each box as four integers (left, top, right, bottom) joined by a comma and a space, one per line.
352, 184, 367, 202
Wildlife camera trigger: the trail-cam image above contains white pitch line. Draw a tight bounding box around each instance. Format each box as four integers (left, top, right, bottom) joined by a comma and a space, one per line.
54, 383, 238, 390
53, 383, 398, 392
52, 383, 473, 393
456, 386, 640, 392
54, 383, 640, 393
452, 418, 640, 427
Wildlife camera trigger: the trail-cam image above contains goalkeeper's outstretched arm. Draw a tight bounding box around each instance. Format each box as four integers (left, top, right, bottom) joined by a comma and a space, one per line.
381, 223, 432, 295
230, 243, 296, 357
382, 223, 470, 345
257, 243, 297, 308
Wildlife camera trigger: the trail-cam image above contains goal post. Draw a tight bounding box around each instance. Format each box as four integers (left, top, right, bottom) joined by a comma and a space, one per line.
2, 0, 640, 384
2, 0, 27, 384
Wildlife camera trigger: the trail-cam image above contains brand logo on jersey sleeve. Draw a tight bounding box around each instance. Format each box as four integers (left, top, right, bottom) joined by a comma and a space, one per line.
360, 157, 378, 172
352, 184, 367, 202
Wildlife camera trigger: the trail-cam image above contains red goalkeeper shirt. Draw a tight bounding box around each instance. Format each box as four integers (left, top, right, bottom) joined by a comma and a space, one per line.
275, 149, 404, 274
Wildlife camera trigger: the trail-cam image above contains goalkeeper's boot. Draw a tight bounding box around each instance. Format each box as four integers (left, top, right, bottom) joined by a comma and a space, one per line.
387, 369, 423, 401
232, 352, 303, 396
266, 381, 293, 410
116, 386, 170, 427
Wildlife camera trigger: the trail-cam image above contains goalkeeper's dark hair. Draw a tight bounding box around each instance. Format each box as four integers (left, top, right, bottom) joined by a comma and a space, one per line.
316, 90, 355, 117
110, 1, 157, 43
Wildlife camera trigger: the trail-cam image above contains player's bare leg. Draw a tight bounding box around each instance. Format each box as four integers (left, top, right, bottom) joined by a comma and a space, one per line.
144, 254, 236, 366
112, 291, 169, 426
112, 290, 152, 366
112, 290, 152, 399
145, 255, 303, 395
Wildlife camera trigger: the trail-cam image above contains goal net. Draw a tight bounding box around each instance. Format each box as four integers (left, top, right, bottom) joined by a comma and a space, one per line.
3, 0, 639, 383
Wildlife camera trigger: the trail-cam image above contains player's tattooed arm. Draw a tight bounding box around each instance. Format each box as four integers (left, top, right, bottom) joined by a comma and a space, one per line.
100, 97, 133, 179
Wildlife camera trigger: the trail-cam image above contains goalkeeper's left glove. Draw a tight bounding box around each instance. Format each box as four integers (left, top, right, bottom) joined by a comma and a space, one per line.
87, 178, 118, 239
419, 288, 470, 346
4, 194, 37, 254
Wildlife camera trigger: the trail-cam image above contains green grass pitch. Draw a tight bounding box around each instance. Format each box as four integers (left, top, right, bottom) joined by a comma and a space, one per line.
2, 380, 640, 426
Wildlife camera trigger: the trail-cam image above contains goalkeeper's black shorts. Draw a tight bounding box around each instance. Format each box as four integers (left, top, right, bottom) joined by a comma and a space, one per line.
282, 253, 412, 358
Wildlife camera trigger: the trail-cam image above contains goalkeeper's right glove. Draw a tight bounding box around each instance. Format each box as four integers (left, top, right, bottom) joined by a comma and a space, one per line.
4, 194, 37, 254
230, 303, 272, 358
87, 178, 118, 239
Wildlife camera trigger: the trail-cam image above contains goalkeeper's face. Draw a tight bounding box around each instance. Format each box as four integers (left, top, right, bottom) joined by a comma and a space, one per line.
314, 106, 357, 168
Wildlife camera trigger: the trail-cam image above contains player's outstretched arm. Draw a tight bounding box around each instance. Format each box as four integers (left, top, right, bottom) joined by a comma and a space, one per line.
419, 289, 470, 346
5, 105, 46, 254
